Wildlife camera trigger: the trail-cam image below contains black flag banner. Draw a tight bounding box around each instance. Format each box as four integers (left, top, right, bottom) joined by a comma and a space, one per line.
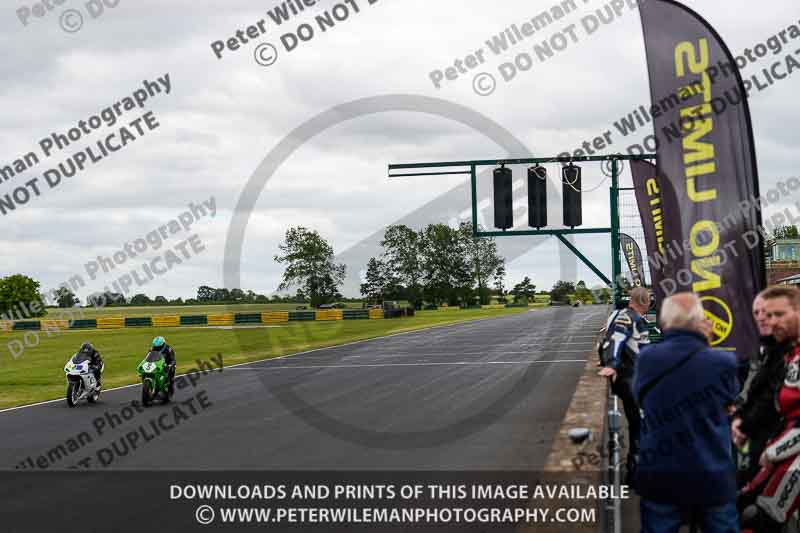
630, 160, 671, 305
639, 0, 765, 357
620, 233, 645, 288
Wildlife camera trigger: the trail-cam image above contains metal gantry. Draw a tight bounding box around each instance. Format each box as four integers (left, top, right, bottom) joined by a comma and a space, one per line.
388, 154, 657, 306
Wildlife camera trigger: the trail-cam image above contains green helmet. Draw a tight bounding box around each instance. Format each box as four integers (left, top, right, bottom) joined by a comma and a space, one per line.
152, 336, 166, 351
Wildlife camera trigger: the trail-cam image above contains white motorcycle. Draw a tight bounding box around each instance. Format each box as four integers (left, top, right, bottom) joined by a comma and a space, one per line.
64, 352, 103, 407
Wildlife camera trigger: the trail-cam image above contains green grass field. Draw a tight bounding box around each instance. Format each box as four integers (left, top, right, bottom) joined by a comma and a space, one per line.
43, 302, 365, 319
0, 307, 529, 410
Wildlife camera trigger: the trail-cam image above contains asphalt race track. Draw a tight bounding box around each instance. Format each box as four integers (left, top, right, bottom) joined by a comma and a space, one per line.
1, 306, 608, 471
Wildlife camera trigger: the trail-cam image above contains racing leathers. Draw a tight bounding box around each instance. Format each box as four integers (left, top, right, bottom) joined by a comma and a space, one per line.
160, 344, 176, 393
741, 345, 800, 528
82, 346, 103, 387
735, 336, 790, 488
601, 307, 650, 476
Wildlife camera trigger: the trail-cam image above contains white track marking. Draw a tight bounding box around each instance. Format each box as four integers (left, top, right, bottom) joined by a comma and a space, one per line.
226, 360, 586, 371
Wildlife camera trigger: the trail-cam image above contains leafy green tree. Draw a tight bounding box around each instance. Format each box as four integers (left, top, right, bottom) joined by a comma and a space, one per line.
0, 275, 46, 318
214, 288, 231, 301
130, 294, 152, 305
197, 286, 215, 302
274, 227, 346, 308
170, 297, 184, 305
55, 286, 79, 308
381, 225, 423, 309
154, 296, 168, 305
574, 280, 594, 303
773, 225, 800, 240
493, 265, 507, 303
459, 222, 504, 305
510, 277, 537, 304
550, 280, 576, 303
419, 224, 472, 306
361, 257, 388, 304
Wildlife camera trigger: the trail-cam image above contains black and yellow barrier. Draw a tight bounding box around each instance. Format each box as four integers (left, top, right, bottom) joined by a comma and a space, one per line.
234, 313, 262, 324
343, 309, 370, 320
179, 315, 206, 326
13, 321, 40, 331
152, 315, 180, 328
315, 310, 343, 321
262, 311, 289, 324
70, 319, 97, 329
290, 311, 316, 322
97, 317, 125, 329
125, 317, 153, 327
207, 313, 234, 326
5, 307, 394, 333
42, 319, 70, 331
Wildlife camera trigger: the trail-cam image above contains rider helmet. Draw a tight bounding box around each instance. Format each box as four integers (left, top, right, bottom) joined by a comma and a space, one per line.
152, 336, 166, 351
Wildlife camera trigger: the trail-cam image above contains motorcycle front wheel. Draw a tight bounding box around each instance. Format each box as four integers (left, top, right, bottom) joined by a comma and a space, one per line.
141, 381, 153, 407
66, 381, 81, 408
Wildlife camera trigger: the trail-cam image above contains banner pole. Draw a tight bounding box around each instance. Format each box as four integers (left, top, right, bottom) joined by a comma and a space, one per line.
470, 165, 478, 237
610, 159, 621, 306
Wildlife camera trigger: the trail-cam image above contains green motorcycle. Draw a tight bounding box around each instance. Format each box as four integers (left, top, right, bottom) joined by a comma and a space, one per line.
137, 350, 172, 406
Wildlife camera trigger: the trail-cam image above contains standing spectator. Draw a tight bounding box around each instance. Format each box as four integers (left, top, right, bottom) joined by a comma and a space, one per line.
634, 293, 739, 533
737, 293, 771, 405
732, 289, 792, 490
598, 286, 651, 483
738, 286, 800, 531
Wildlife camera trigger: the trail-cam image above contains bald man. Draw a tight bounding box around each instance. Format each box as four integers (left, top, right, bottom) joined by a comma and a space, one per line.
634, 292, 739, 532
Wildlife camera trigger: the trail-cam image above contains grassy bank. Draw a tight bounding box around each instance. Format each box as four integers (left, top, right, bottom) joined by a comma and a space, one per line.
0, 307, 529, 410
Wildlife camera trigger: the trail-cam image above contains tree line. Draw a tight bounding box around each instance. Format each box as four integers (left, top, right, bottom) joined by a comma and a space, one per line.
271, 224, 573, 308
359, 222, 505, 308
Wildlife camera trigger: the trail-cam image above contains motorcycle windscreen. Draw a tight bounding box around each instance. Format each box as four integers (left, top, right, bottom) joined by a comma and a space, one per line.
72, 352, 92, 364
145, 351, 164, 363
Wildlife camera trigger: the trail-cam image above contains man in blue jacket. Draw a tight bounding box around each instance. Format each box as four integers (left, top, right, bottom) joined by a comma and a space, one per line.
633, 292, 739, 533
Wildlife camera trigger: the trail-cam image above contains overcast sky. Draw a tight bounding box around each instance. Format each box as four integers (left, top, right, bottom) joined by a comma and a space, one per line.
1, 0, 797, 300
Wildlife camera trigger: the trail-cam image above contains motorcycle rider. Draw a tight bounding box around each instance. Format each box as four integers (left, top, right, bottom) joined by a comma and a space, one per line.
77, 342, 103, 388
740, 286, 800, 531
151, 336, 176, 394
598, 286, 651, 485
